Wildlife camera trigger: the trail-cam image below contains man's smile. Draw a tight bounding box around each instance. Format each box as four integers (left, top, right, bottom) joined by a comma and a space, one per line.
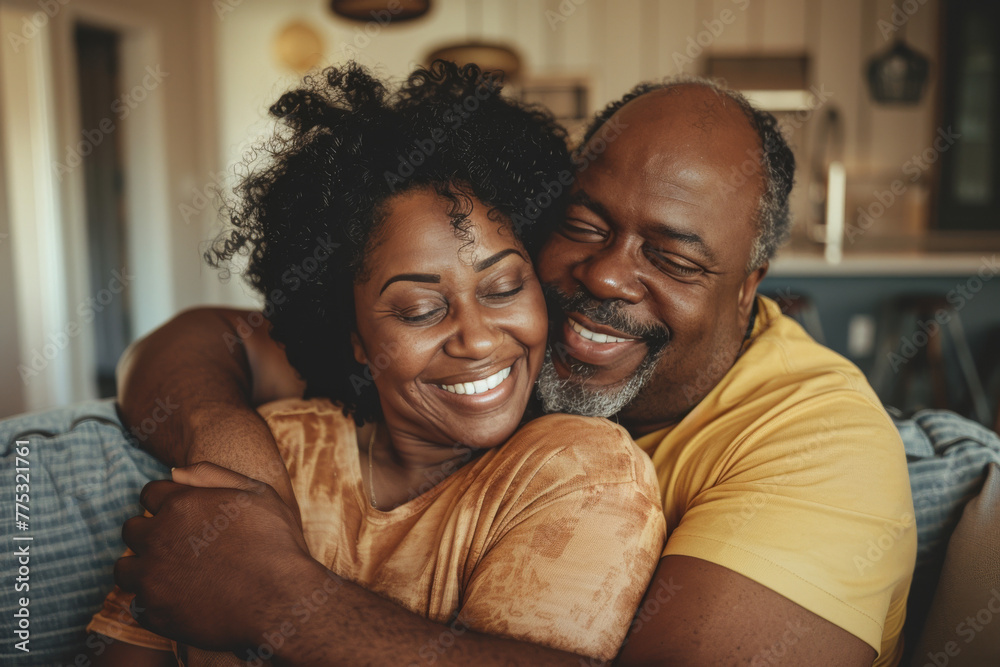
567, 317, 637, 344
552, 312, 651, 376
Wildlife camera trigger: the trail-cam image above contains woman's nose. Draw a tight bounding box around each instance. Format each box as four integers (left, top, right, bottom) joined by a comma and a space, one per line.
443, 306, 503, 360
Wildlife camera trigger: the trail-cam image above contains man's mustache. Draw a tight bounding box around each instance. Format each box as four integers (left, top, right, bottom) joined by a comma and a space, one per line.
542, 284, 671, 351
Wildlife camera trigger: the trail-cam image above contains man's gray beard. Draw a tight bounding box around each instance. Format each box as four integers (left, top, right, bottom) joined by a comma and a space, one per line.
535, 347, 661, 418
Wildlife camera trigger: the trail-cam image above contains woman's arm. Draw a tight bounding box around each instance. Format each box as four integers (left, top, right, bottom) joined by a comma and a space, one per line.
116, 307, 304, 509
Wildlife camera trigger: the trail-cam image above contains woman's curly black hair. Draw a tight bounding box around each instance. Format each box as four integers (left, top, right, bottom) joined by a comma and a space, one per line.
206, 60, 572, 424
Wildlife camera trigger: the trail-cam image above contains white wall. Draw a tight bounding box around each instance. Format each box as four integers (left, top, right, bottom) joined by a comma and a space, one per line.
0, 0, 220, 415
213, 0, 942, 272
0, 0, 942, 415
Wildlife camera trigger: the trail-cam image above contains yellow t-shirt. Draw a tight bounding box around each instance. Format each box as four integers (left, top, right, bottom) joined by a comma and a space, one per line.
88, 403, 666, 662
635, 295, 916, 666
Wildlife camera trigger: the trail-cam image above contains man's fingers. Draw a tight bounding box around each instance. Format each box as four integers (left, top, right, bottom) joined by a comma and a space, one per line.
172, 461, 269, 493
113, 552, 141, 593
139, 479, 186, 514
121, 514, 154, 554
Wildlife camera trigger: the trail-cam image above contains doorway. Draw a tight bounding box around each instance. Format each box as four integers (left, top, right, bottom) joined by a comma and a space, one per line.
74, 24, 131, 398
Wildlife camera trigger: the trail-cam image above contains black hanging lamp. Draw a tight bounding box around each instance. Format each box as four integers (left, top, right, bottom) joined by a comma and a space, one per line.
866, 37, 930, 105
330, 0, 430, 23
426, 0, 522, 82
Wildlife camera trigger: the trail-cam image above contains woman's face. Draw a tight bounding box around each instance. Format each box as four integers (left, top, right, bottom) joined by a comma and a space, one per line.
352, 187, 548, 450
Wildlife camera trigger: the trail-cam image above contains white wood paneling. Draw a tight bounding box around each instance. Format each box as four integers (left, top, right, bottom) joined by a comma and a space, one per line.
760, 0, 807, 52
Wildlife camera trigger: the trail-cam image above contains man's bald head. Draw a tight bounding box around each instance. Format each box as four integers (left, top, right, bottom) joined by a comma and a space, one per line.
580, 78, 795, 272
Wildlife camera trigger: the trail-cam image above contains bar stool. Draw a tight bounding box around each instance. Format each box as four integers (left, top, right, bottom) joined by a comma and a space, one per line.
869, 295, 991, 423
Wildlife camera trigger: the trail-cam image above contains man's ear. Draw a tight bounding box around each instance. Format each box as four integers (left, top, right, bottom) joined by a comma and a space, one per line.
351, 331, 368, 366
738, 262, 768, 320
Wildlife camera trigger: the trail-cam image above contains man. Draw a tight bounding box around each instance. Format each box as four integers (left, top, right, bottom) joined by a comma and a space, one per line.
111, 79, 914, 665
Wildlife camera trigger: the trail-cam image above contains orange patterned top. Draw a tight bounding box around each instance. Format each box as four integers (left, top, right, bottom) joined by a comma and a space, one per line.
88, 398, 665, 662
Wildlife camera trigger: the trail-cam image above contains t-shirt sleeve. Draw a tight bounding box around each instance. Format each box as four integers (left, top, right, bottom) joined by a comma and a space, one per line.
86, 550, 176, 653
457, 415, 666, 662
663, 392, 916, 658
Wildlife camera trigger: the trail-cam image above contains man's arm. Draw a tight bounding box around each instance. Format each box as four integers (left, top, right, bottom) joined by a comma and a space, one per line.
616, 556, 876, 666
117, 464, 875, 667
116, 464, 583, 666
116, 307, 304, 507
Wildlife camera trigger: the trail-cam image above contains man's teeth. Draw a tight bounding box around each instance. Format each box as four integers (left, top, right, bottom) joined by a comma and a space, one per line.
438, 366, 512, 396
569, 319, 631, 344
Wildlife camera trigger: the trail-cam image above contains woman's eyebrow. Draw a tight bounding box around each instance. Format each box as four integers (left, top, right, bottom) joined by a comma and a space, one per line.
380, 273, 441, 295
473, 248, 525, 272
379, 250, 524, 294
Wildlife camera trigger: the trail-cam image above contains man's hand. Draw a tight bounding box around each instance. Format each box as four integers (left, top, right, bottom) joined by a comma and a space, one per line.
114, 463, 316, 653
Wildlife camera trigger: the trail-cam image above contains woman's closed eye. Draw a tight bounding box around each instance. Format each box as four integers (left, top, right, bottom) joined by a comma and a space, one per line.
483, 283, 524, 301
396, 303, 447, 324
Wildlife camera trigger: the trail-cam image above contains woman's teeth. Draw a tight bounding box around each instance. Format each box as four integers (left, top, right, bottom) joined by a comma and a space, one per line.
437, 366, 512, 395
569, 319, 631, 343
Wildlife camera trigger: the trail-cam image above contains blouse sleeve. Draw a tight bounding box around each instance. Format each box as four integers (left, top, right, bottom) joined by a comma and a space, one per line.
457, 415, 665, 661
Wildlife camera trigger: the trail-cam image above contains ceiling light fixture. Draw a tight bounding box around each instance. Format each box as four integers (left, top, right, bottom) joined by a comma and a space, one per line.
330, 0, 430, 23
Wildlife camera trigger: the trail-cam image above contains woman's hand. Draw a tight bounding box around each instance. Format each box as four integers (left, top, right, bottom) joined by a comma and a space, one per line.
114, 463, 319, 656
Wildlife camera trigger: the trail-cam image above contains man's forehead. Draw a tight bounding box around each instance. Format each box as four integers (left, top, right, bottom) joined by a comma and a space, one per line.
615, 84, 752, 128
580, 88, 762, 203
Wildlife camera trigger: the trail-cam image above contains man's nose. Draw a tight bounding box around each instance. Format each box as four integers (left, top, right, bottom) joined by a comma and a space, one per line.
443, 305, 503, 360
572, 242, 645, 304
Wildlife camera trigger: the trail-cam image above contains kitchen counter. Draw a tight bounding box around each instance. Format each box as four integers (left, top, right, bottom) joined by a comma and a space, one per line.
770, 233, 1000, 277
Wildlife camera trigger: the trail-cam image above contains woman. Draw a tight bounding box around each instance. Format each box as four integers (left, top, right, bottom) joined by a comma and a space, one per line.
86, 61, 664, 665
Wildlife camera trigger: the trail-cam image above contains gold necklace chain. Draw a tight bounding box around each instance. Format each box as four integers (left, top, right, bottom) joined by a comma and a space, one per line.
367, 422, 378, 508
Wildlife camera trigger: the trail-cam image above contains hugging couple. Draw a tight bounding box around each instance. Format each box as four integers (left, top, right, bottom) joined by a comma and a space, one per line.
13, 60, 914, 666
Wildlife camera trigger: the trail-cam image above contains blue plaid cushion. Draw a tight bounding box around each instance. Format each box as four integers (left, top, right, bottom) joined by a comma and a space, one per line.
0, 400, 167, 665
